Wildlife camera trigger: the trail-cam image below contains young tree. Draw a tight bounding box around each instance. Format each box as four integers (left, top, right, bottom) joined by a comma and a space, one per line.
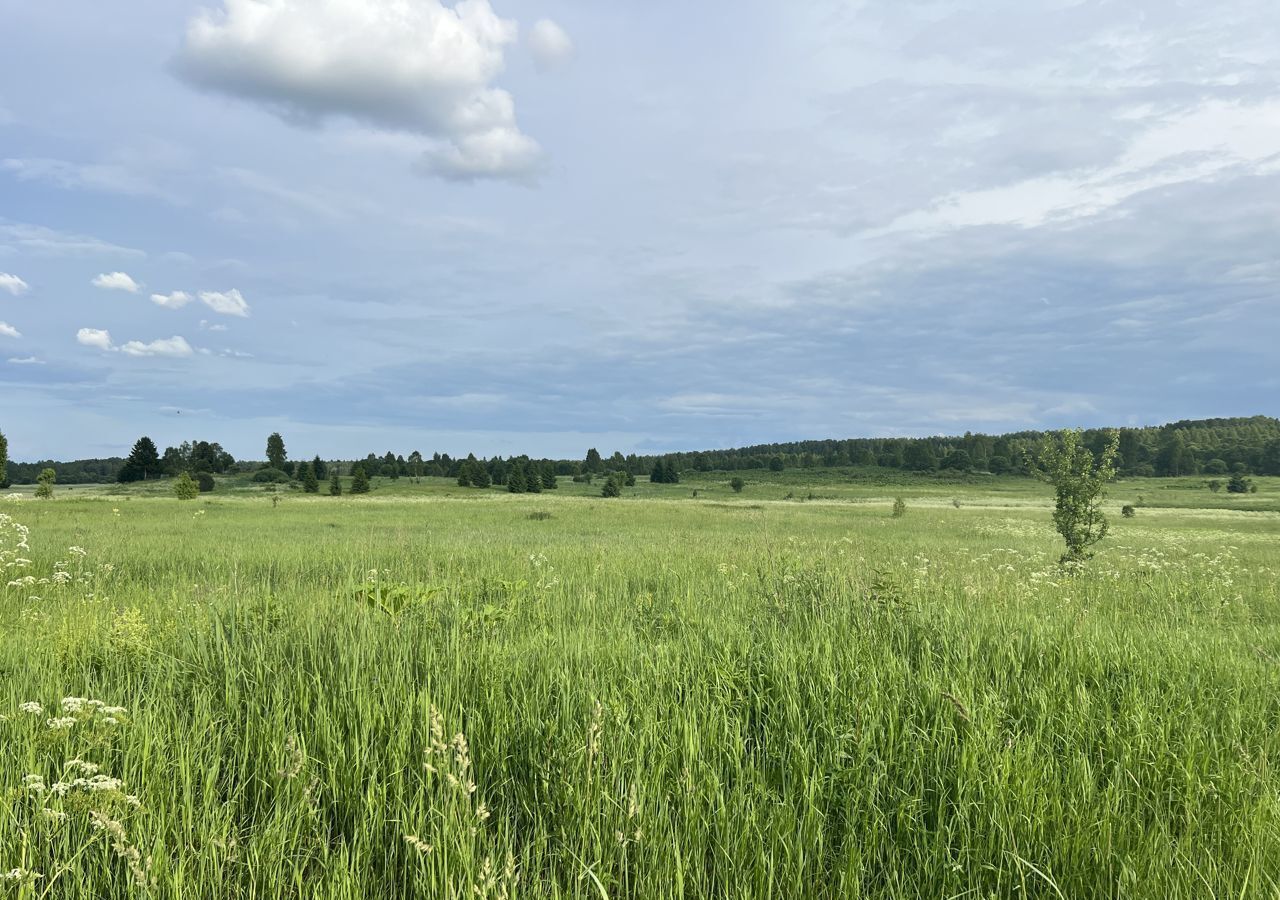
299, 461, 319, 494
35, 467, 56, 499
408, 451, 424, 483
584, 448, 603, 474
1227, 473, 1251, 494
507, 463, 528, 493
266, 433, 287, 470
1026, 429, 1120, 563
892, 497, 907, 518
197, 472, 216, 493
457, 462, 472, 487
730, 476, 745, 493
173, 471, 199, 500
312, 455, 328, 481
329, 468, 343, 496
119, 437, 161, 482
350, 464, 371, 494
601, 474, 622, 498
541, 466, 557, 490
472, 463, 492, 489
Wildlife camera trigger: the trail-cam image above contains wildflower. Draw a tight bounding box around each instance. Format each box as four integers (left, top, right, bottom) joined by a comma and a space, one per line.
1, 868, 42, 884
68, 546, 87, 557
47, 717, 77, 730
24, 773, 46, 793
42, 808, 69, 824
20, 701, 43, 714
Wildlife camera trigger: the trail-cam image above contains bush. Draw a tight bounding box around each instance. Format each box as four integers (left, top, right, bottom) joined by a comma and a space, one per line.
197, 472, 216, 493
892, 497, 906, 518
1121, 504, 1135, 518
173, 472, 199, 500
601, 476, 622, 498
253, 468, 290, 484
730, 477, 745, 493
1227, 473, 1251, 494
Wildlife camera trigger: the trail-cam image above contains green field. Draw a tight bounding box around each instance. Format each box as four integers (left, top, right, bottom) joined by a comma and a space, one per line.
3, 473, 1280, 898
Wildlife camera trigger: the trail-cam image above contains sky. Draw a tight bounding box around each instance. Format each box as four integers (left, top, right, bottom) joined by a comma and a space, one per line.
1, 0, 1278, 462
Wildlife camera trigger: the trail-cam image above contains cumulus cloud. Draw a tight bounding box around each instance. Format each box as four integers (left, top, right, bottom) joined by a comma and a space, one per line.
92, 271, 141, 292
174, 0, 543, 181
120, 336, 195, 358
0, 273, 29, 295
527, 19, 573, 71
0, 322, 20, 338
151, 291, 192, 309
76, 328, 115, 350
198, 288, 250, 317
76, 327, 196, 358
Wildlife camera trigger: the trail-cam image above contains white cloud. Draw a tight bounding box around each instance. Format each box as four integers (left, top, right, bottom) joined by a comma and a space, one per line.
77, 326, 196, 358
120, 336, 195, 358
527, 19, 573, 72
0, 273, 28, 295
76, 328, 115, 351
175, 0, 542, 181
0, 321, 20, 338
199, 319, 229, 332
199, 288, 250, 317
151, 291, 192, 309
8, 356, 44, 365
92, 271, 141, 292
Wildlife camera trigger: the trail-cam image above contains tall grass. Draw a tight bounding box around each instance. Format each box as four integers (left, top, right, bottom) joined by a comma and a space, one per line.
2, 488, 1279, 897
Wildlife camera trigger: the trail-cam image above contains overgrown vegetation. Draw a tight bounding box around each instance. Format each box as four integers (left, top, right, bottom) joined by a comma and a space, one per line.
1, 482, 1277, 897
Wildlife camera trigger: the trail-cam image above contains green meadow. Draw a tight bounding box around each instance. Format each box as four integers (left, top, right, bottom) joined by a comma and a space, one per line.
3, 472, 1279, 898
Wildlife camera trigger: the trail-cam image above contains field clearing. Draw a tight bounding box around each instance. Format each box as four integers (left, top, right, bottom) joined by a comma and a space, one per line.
3, 477, 1280, 898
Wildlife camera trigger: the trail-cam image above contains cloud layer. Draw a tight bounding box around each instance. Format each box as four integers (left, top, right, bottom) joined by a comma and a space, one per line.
175, 0, 542, 181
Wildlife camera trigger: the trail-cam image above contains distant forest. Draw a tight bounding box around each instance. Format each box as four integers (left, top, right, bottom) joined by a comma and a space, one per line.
4, 415, 1279, 485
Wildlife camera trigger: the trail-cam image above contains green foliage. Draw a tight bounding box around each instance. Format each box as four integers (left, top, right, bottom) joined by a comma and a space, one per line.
118, 437, 160, 483
507, 463, 528, 494
252, 468, 290, 484
266, 432, 287, 469
601, 474, 622, 497
0, 429, 7, 488
329, 468, 342, 496
1227, 473, 1251, 494
298, 462, 319, 494
35, 467, 56, 499
312, 455, 328, 481
2, 481, 1280, 897
891, 496, 906, 518
350, 465, 371, 494
172, 472, 199, 500
1121, 504, 1136, 518
1027, 429, 1119, 562
196, 472, 216, 493
730, 477, 745, 493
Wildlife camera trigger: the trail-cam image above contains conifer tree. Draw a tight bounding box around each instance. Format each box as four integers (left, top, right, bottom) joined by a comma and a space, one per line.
457, 462, 473, 487
601, 474, 622, 498
312, 455, 327, 481
508, 463, 527, 493
173, 471, 198, 500
541, 466, 557, 490
527, 468, 543, 493
472, 464, 492, 489
350, 464, 371, 494
329, 468, 342, 496
299, 461, 319, 493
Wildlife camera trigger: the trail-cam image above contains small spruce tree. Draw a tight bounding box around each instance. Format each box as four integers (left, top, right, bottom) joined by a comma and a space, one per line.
350, 465, 371, 494
329, 468, 343, 496
173, 471, 199, 500
299, 461, 319, 494
601, 474, 622, 498
508, 464, 528, 493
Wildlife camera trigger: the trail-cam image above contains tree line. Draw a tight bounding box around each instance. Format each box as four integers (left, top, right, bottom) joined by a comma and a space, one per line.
2, 416, 1278, 488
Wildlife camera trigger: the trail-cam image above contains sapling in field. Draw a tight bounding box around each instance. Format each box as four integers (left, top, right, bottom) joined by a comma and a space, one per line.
1026, 429, 1119, 563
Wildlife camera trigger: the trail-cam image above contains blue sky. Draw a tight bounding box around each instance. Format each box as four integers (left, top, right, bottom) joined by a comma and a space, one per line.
1, 0, 1277, 462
